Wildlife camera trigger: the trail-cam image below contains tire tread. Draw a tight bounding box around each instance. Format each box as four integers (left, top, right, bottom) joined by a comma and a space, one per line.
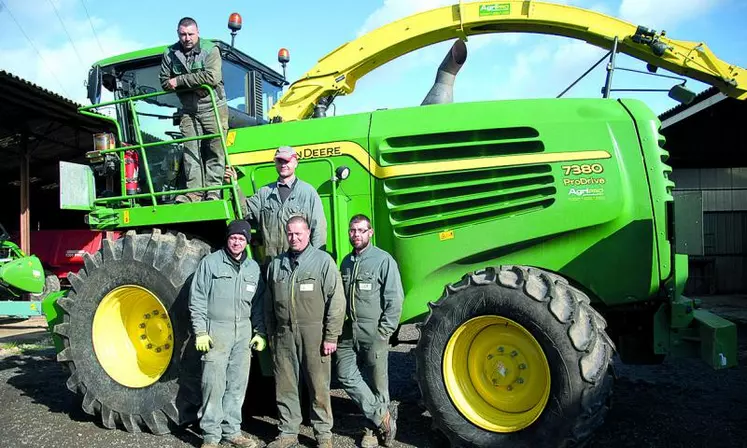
53, 229, 210, 434
415, 265, 615, 448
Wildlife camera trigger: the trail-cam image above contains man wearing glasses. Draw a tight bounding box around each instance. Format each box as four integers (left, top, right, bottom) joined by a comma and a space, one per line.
336, 214, 403, 448
234, 146, 327, 266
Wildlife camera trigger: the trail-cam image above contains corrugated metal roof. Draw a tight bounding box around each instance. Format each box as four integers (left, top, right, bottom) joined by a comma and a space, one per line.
0, 70, 82, 108
0, 70, 110, 236
0, 69, 113, 178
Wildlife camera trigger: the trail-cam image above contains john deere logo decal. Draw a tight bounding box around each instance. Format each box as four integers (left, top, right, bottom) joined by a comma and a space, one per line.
479, 3, 510, 16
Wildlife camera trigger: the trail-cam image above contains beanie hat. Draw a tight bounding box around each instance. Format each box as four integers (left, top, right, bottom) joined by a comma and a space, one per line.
226, 220, 251, 241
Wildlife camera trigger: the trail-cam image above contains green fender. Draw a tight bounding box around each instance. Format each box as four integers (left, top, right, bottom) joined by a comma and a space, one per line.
41, 289, 69, 353
0, 255, 45, 294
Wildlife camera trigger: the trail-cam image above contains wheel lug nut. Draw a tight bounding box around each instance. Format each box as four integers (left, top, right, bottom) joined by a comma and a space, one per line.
161, 314, 167, 319
487, 354, 493, 360
511, 350, 518, 357
156, 347, 162, 353
140, 335, 147, 340
517, 378, 524, 384
497, 346, 504, 352
144, 314, 151, 319
153, 310, 159, 315
139, 323, 146, 329
507, 385, 513, 391
519, 363, 526, 370
164, 344, 170, 349
168, 335, 172, 340
147, 343, 153, 349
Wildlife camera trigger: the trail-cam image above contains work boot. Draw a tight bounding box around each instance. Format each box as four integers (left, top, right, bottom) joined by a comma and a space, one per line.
361, 428, 379, 448
266, 435, 299, 448
377, 405, 398, 447
174, 192, 203, 203
205, 191, 221, 201
316, 437, 333, 448
223, 434, 257, 448
200, 442, 220, 448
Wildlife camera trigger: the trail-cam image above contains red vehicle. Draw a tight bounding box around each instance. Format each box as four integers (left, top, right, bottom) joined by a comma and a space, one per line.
12, 230, 122, 297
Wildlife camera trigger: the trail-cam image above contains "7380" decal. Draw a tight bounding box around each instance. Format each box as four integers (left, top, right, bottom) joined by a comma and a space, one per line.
561, 163, 604, 176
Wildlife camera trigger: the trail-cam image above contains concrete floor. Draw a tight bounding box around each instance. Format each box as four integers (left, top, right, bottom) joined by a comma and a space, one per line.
0, 295, 744, 447
0, 316, 49, 345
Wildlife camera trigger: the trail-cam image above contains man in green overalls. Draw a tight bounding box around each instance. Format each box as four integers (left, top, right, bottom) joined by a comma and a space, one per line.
238, 146, 328, 266
189, 220, 267, 448
263, 215, 345, 448
336, 214, 403, 447
159, 17, 228, 203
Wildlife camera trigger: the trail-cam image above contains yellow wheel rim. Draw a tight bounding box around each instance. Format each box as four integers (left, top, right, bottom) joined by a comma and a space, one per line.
443, 315, 550, 432
92, 285, 173, 388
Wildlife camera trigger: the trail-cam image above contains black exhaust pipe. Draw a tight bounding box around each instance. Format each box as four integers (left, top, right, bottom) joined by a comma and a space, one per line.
421, 39, 467, 106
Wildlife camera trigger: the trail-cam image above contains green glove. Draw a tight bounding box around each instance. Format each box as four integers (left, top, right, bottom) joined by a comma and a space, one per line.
195, 334, 213, 352
250, 334, 266, 352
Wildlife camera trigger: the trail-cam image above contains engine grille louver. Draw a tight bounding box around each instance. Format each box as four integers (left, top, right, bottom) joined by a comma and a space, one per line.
381, 127, 556, 237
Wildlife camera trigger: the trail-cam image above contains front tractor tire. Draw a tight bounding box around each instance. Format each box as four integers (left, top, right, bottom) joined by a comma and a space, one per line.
53, 230, 211, 434
415, 266, 614, 448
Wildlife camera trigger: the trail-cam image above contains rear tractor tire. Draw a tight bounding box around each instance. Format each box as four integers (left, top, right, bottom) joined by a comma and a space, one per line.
415, 266, 614, 448
53, 229, 211, 434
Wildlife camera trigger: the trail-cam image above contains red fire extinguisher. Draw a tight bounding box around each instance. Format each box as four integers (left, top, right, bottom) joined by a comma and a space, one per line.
124, 149, 139, 195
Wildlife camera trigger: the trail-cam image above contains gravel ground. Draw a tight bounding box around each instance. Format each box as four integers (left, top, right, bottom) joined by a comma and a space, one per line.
1, 319, 746, 448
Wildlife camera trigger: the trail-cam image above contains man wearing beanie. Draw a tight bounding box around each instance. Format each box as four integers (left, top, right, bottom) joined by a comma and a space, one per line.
189, 219, 266, 448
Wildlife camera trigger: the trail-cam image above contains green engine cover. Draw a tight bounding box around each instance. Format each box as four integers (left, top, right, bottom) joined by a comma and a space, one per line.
226, 98, 671, 323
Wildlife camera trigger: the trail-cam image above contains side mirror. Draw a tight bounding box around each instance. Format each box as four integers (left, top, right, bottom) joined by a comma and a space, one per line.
668, 84, 696, 105
87, 65, 102, 105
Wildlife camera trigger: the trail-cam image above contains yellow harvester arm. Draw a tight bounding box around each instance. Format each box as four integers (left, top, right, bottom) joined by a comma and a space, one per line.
269, 0, 746, 122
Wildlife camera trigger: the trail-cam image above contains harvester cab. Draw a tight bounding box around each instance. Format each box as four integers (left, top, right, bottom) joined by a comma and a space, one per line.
68, 16, 286, 235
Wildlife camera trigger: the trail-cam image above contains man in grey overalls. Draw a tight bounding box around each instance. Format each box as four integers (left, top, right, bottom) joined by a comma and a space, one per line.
239, 146, 327, 267
189, 220, 267, 448
263, 215, 345, 448
336, 214, 403, 447
160, 16, 228, 203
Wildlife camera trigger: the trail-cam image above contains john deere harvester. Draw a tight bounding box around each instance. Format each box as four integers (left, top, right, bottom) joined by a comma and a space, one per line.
46, 2, 742, 446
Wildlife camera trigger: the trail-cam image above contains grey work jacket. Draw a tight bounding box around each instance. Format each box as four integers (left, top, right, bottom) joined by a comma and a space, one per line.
189, 249, 265, 336
159, 38, 226, 114
340, 245, 404, 340
244, 178, 327, 264
264, 246, 345, 343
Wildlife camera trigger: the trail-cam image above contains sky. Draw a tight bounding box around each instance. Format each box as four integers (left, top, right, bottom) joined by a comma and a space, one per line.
1, 0, 746, 117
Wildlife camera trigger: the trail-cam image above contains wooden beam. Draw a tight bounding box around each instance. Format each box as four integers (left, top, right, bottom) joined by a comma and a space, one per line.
20, 132, 30, 254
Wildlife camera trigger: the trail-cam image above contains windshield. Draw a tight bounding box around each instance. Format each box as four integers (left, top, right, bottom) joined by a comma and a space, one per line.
105, 58, 283, 199
117, 65, 179, 107
262, 79, 282, 120
115, 60, 282, 123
